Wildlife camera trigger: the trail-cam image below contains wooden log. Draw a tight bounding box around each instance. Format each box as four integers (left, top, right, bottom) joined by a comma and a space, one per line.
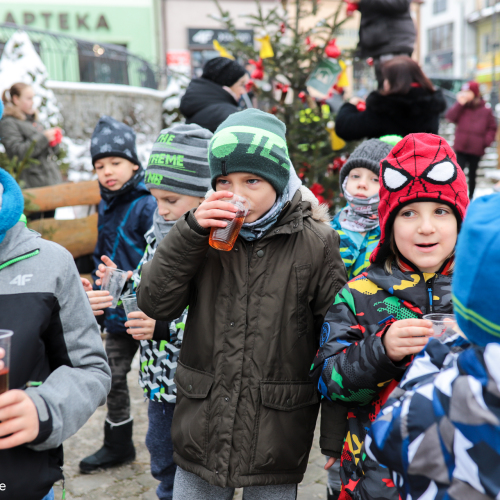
28, 213, 98, 259
23, 181, 101, 213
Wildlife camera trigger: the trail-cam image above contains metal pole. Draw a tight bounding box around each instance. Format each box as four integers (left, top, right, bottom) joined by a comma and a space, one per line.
492, 1, 498, 110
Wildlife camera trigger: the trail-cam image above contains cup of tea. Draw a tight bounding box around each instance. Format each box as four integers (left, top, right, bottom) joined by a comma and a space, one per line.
209, 195, 250, 252
0, 330, 13, 395
101, 267, 128, 308
422, 313, 458, 343
121, 294, 142, 329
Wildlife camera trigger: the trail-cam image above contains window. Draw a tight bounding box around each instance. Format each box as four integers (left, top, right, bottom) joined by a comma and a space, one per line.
483, 33, 493, 54
433, 0, 447, 14
428, 23, 454, 53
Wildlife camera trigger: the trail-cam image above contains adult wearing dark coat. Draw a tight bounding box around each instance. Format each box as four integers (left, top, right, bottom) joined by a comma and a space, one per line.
335, 56, 446, 142
446, 81, 497, 198
180, 57, 249, 133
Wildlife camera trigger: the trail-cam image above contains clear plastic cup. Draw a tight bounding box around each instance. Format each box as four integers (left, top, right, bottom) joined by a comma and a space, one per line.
101, 267, 128, 308
209, 195, 250, 252
121, 294, 142, 329
0, 330, 13, 394
423, 313, 458, 343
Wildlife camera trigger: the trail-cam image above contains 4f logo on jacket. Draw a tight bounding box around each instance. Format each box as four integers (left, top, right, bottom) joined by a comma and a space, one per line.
10, 274, 33, 286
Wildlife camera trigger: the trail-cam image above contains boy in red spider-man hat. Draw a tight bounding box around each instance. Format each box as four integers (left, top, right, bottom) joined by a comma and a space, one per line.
312, 133, 469, 500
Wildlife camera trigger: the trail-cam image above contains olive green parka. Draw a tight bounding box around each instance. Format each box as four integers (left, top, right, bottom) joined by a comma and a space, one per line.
137, 188, 348, 487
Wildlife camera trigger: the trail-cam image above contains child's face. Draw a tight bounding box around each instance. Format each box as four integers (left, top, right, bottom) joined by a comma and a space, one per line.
150, 188, 204, 221
215, 172, 276, 223
393, 201, 458, 273
13, 86, 35, 115
345, 167, 380, 199
94, 157, 139, 191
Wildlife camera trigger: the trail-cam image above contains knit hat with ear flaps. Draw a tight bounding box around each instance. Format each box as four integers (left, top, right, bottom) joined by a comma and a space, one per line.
208, 109, 291, 195
339, 139, 393, 194
453, 194, 500, 346
202, 57, 247, 87
370, 133, 469, 264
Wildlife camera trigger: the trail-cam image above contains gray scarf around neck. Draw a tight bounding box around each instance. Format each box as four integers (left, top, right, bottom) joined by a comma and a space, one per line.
339, 178, 380, 233
153, 208, 176, 242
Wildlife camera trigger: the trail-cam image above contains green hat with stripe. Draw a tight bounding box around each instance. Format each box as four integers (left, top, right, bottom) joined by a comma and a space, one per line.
208, 109, 291, 195
146, 124, 213, 197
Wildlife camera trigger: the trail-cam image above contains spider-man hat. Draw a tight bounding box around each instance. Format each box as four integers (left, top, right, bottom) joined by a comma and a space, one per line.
370, 133, 469, 264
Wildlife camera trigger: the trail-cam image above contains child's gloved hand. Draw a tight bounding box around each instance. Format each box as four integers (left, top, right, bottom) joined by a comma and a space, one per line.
81, 277, 113, 316
0, 390, 39, 449
194, 191, 239, 229
125, 312, 156, 340
383, 319, 433, 362
95, 255, 133, 287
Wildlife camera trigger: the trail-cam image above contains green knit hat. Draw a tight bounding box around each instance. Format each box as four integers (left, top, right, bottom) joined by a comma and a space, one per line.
208, 109, 291, 195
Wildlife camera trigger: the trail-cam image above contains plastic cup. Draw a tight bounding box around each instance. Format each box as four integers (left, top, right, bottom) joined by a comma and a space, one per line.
101, 267, 128, 308
0, 330, 13, 394
423, 314, 458, 343
121, 294, 142, 329
209, 195, 250, 251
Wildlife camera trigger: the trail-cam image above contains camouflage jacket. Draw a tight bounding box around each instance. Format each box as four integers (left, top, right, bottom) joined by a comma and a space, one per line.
132, 226, 186, 403
311, 260, 453, 500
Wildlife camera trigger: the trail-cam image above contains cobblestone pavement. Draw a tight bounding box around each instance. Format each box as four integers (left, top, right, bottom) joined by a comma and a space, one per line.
52, 352, 330, 500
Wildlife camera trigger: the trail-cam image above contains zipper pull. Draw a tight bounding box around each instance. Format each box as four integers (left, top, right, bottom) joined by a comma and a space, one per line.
428, 288, 433, 313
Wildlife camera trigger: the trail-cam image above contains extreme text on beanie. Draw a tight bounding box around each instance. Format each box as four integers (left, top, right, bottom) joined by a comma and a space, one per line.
370, 133, 469, 264
208, 109, 291, 195
146, 124, 213, 198
91, 116, 140, 167
453, 194, 500, 346
202, 57, 247, 88
339, 139, 392, 193
0, 169, 24, 244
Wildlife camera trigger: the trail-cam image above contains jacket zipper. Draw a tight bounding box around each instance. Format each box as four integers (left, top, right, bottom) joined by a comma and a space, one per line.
426, 275, 437, 314
0, 249, 40, 271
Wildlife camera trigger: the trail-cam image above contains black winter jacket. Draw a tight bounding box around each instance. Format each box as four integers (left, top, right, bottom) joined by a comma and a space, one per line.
358, 0, 416, 57
180, 78, 240, 133
335, 88, 447, 141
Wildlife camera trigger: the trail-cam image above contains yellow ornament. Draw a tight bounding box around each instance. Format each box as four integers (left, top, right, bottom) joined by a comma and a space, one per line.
337, 60, 349, 88
256, 35, 274, 59
326, 124, 346, 151
213, 40, 235, 60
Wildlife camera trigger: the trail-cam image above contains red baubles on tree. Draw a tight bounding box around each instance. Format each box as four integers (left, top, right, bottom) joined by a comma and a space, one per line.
305, 36, 317, 52
345, 1, 358, 15
356, 101, 366, 112
249, 58, 264, 80
325, 39, 341, 59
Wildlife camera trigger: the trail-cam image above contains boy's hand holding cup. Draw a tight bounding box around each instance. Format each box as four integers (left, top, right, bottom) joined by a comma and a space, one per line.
382, 319, 434, 362
194, 191, 239, 229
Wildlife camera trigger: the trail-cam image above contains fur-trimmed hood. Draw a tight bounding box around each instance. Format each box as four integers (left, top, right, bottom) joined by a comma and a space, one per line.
2, 102, 37, 121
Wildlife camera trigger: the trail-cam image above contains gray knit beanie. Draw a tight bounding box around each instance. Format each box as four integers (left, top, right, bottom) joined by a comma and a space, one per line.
146, 124, 213, 197
339, 139, 392, 193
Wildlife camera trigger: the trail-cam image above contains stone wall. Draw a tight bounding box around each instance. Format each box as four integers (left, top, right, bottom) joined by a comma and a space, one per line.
47, 81, 168, 140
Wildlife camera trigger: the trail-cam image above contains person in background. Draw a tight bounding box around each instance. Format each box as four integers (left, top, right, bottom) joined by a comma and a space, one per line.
335, 56, 446, 141
367, 193, 500, 500
0, 83, 62, 218
79, 116, 156, 474
348, 0, 416, 87
0, 167, 111, 500
180, 57, 249, 133
446, 81, 497, 199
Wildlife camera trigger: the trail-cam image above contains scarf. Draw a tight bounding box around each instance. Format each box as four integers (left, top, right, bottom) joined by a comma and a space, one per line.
99, 167, 144, 204
239, 168, 303, 242
338, 178, 379, 233
153, 207, 176, 242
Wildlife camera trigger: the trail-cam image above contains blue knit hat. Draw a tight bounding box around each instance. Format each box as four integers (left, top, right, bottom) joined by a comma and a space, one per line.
91, 116, 140, 167
0, 169, 24, 244
453, 194, 500, 346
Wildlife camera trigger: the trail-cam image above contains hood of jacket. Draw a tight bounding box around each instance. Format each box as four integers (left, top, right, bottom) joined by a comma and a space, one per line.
180, 77, 238, 119
0, 221, 40, 264
2, 102, 38, 122
367, 88, 446, 119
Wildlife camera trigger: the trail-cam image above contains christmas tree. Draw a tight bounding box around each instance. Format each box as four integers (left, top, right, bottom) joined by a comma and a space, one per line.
211, 0, 357, 209
0, 30, 63, 128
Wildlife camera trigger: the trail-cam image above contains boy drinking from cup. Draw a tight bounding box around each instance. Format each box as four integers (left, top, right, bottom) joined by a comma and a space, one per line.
137, 109, 348, 499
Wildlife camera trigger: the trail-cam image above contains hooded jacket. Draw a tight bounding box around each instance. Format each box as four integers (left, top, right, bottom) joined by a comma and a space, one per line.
311, 260, 454, 500
0, 104, 62, 188
92, 171, 156, 334
446, 99, 497, 157
137, 188, 348, 488
0, 222, 111, 500
335, 88, 447, 142
357, 0, 416, 58
366, 336, 500, 500
180, 78, 240, 133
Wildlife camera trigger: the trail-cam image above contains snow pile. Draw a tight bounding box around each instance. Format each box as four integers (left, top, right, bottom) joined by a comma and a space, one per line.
0, 30, 63, 127
163, 72, 190, 126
